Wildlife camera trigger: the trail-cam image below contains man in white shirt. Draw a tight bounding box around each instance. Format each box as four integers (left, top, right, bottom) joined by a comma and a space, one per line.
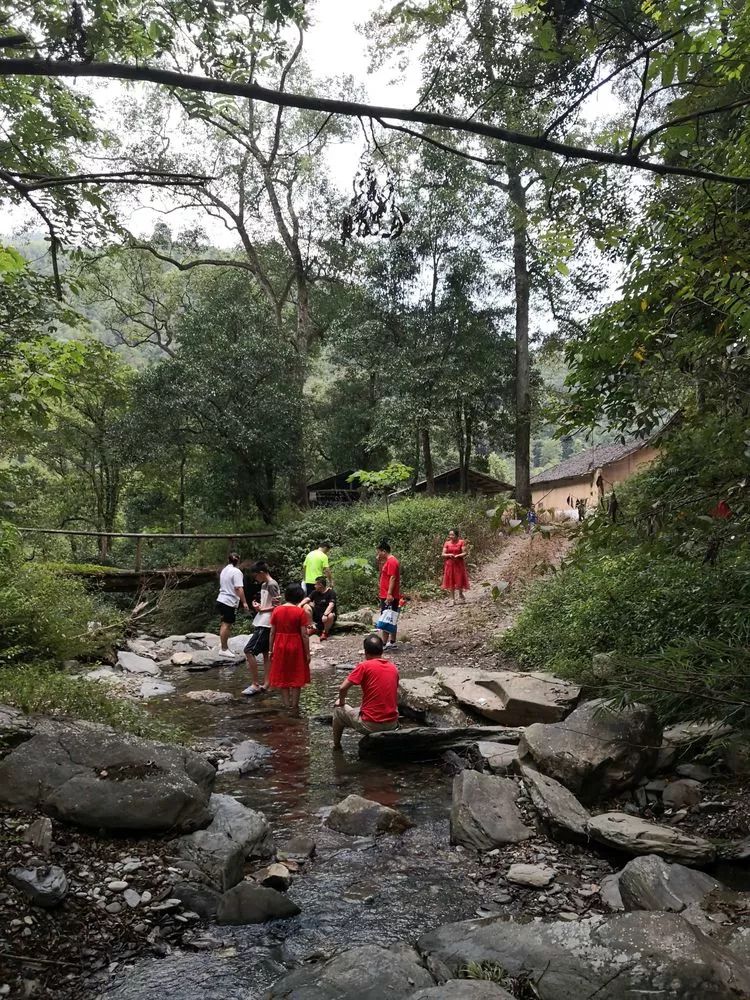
242, 561, 280, 696
216, 553, 249, 655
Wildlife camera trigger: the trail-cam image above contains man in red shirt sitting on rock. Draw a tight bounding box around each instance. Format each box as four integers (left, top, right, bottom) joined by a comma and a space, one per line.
332, 634, 399, 750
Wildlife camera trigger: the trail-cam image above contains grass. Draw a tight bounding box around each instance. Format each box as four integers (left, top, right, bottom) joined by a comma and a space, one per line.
0, 663, 185, 743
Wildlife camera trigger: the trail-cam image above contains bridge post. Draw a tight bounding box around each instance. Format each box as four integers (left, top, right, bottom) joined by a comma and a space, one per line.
134, 537, 143, 572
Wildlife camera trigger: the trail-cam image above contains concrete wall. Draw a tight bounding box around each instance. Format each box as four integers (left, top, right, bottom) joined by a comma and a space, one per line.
531, 444, 659, 514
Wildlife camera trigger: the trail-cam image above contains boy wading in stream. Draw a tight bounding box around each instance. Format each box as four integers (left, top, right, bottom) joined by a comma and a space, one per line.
242, 561, 280, 696
216, 553, 250, 656
332, 634, 400, 750
268, 584, 310, 716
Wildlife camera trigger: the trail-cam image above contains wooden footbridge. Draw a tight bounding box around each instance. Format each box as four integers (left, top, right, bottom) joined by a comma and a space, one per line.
17, 527, 277, 592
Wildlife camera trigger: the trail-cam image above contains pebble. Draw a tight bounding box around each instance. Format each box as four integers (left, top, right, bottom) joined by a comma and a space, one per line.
108, 880, 129, 891
141, 890, 152, 903
106, 902, 122, 914
123, 889, 141, 908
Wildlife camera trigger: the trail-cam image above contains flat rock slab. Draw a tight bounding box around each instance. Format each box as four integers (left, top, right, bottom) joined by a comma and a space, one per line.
398, 676, 455, 715
521, 765, 590, 841
435, 667, 580, 726
266, 943, 434, 999
450, 771, 531, 850
587, 812, 716, 864
217, 739, 272, 776
418, 911, 750, 999
138, 680, 176, 699
474, 742, 519, 774
0, 717, 214, 833
185, 649, 244, 670
618, 854, 722, 912
411, 984, 514, 1000
216, 883, 299, 924
185, 690, 234, 705
359, 726, 523, 760
326, 794, 412, 836
519, 699, 662, 803
116, 651, 160, 676
506, 863, 556, 887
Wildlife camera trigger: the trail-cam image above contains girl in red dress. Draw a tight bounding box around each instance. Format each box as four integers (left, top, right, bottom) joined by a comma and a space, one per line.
441, 528, 470, 604
268, 584, 310, 716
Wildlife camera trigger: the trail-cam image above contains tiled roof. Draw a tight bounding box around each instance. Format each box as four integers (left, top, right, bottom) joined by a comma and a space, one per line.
530, 440, 645, 486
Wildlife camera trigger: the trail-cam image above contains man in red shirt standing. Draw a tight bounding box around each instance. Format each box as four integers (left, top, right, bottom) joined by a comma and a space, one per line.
332, 634, 399, 749
376, 539, 401, 649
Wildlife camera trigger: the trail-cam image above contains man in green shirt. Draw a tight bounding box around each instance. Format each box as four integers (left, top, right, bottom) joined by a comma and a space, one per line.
302, 541, 332, 597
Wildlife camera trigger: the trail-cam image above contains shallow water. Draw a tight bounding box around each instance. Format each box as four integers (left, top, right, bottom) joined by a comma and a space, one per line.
109, 654, 484, 998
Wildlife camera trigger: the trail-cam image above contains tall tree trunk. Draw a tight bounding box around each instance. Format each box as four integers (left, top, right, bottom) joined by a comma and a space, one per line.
508, 162, 532, 508
290, 276, 311, 507
178, 451, 186, 533
411, 428, 421, 492
421, 427, 435, 495
463, 408, 473, 493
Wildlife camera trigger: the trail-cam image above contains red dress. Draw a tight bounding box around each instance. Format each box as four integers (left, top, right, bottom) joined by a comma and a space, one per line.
442, 539, 470, 591
268, 604, 310, 689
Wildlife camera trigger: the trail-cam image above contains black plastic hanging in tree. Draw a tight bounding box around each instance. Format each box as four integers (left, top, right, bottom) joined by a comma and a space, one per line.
341, 162, 408, 244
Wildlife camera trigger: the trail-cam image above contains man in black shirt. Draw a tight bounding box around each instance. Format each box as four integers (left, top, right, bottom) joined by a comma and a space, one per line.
307, 575, 337, 641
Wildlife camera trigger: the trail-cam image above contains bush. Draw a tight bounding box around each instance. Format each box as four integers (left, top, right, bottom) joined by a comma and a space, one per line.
0, 663, 183, 741
0, 523, 124, 664
269, 495, 499, 610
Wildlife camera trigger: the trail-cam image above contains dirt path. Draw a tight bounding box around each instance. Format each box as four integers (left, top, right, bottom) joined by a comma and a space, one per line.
314, 531, 572, 676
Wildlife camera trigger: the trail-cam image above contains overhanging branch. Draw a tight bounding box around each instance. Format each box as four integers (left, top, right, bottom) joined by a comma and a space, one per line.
1, 57, 749, 187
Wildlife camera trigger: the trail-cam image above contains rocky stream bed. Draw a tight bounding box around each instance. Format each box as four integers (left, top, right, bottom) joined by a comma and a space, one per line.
3, 577, 750, 999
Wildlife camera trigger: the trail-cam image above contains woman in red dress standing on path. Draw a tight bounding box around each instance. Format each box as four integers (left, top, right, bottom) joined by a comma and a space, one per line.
268, 583, 310, 716
441, 528, 470, 605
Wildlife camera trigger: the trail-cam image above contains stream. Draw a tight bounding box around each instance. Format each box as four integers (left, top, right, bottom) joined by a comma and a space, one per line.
108, 651, 486, 998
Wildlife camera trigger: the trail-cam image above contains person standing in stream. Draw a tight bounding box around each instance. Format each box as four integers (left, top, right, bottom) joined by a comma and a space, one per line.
242, 560, 280, 696
268, 584, 311, 716
376, 539, 401, 650
441, 528, 470, 605
216, 552, 250, 656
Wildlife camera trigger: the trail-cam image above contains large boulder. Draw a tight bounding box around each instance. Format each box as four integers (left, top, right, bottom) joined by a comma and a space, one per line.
173, 793, 272, 890
265, 944, 434, 999
398, 676, 455, 719
657, 720, 733, 771
520, 766, 589, 841
0, 703, 34, 754
618, 854, 722, 912
325, 794, 412, 836
216, 883, 299, 925
116, 650, 160, 676
185, 649, 244, 670
359, 726, 523, 760
9, 865, 68, 907
435, 667, 579, 726
0, 717, 214, 832
587, 812, 716, 865
418, 911, 750, 999
450, 771, 531, 850
519, 699, 662, 803
474, 742, 519, 774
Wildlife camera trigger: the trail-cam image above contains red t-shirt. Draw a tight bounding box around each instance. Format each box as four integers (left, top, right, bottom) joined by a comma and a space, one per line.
347, 657, 400, 723
378, 554, 401, 601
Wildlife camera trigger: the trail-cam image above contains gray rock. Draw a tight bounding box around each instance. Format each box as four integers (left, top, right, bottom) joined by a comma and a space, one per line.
8, 865, 68, 907
123, 889, 141, 907
359, 726, 523, 760
326, 794, 412, 836
116, 650, 161, 676
411, 984, 514, 1000
398, 676, 454, 716
506, 863, 556, 887
0, 704, 34, 754
265, 943, 434, 998
435, 666, 580, 726
185, 689, 234, 705
172, 880, 223, 919
473, 742, 519, 774
277, 836, 316, 862
186, 632, 221, 647
418, 911, 750, 999
173, 793, 272, 891
126, 639, 158, 658
217, 739, 272, 775
677, 763, 713, 782
618, 854, 722, 912
227, 634, 252, 653
138, 680, 176, 699
0, 717, 214, 832
663, 778, 702, 810
587, 812, 716, 864
450, 771, 531, 850
600, 872, 624, 911
171, 651, 194, 666
23, 816, 53, 855
216, 883, 299, 924
519, 699, 662, 803
185, 649, 243, 670
520, 765, 590, 840
657, 721, 732, 772
254, 863, 291, 891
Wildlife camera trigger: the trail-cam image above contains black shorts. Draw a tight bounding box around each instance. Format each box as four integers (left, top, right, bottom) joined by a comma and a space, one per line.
244, 627, 270, 656
216, 601, 236, 624
380, 598, 398, 611
312, 609, 336, 632
303, 582, 316, 598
